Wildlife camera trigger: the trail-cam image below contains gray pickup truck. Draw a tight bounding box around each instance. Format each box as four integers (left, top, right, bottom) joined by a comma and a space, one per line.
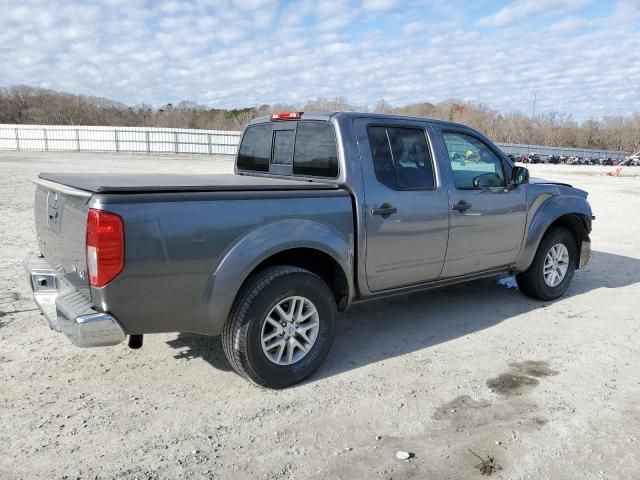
25, 112, 593, 388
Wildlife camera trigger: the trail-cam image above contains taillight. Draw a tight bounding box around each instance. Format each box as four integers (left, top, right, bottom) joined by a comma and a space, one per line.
86, 208, 124, 287
270, 112, 302, 121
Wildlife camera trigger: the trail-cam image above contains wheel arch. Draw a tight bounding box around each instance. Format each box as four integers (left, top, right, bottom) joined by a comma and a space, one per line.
516, 196, 592, 272
205, 219, 354, 335
548, 213, 590, 247
244, 247, 350, 309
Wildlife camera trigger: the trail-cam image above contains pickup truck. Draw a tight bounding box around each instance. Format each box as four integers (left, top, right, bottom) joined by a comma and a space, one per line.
25, 112, 593, 388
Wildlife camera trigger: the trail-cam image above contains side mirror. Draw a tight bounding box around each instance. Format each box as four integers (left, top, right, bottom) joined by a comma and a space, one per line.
511, 166, 529, 186
472, 172, 502, 188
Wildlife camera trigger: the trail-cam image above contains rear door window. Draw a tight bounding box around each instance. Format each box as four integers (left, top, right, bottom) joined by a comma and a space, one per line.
368, 126, 435, 189
293, 122, 338, 177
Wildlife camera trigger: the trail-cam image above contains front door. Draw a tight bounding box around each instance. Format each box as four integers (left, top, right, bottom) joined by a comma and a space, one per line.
433, 127, 527, 278
354, 118, 450, 292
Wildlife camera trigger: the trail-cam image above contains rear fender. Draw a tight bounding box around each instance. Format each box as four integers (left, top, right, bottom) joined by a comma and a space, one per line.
205, 219, 354, 335
516, 195, 592, 272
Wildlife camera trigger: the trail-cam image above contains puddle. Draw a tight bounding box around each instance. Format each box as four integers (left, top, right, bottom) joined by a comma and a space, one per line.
486, 372, 539, 395
487, 360, 558, 395
428, 361, 557, 477
508, 360, 558, 378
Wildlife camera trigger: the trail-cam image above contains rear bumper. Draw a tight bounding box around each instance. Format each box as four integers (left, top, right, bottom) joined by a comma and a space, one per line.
23, 256, 126, 348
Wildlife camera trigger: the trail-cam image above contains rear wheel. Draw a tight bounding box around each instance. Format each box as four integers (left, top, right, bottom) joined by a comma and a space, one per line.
516, 227, 578, 300
222, 266, 336, 389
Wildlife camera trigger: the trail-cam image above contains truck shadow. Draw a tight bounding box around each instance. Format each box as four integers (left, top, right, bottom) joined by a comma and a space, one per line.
166, 332, 233, 371
167, 251, 639, 378
0, 292, 38, 330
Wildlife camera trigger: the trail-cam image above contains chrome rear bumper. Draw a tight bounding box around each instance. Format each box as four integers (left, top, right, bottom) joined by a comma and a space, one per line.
24, 256, 126, 348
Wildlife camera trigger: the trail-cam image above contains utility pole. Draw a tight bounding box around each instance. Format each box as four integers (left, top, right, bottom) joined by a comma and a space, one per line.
529, 92, 537, 153
531, 92, 537, 120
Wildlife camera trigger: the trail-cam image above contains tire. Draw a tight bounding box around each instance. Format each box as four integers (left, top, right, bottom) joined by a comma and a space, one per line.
222, 265, 336, 389
516, 227, 578, 301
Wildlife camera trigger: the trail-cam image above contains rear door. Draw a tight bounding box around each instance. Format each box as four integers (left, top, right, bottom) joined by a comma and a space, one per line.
354, 118, 450, 292
430, 125, 527, 277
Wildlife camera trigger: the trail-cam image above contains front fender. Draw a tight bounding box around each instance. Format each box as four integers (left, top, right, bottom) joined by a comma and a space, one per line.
205, 218, 354, 335
515, 194, 592, 272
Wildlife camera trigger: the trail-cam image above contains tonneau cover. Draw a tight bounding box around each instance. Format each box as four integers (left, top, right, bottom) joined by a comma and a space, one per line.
38, 173, 338, 193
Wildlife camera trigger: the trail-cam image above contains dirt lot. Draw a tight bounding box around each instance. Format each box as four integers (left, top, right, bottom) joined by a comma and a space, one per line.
1, 152, 639, 479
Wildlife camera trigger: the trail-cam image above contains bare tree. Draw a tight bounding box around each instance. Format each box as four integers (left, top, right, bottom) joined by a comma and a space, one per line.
1, 85, 638, 152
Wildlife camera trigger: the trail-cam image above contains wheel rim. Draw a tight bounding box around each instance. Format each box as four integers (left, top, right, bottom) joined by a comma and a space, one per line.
261, 296, 320, 366
543, 243, 570, 287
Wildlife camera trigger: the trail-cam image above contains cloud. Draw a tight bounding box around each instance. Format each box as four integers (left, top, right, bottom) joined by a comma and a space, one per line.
476, 0, 588, 28
611, 0, 640, 26
402, 22, 427, 36
546, 15, 591, 32
361, 0, 399, 12
0, 0, 638, 120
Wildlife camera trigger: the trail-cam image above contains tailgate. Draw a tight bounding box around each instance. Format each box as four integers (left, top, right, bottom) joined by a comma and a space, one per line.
34, 179, 93, 293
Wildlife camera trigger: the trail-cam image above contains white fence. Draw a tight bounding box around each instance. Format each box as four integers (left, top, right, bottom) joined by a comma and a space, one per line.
0, 124, 241, 155
0, 123, 629, 160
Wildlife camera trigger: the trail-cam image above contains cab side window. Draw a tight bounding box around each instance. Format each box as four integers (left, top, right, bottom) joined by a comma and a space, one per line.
442, 132, 506, 189
367, 126, 435, 189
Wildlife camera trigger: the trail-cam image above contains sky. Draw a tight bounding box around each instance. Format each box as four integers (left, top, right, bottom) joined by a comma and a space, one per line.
1, 0, 639, 119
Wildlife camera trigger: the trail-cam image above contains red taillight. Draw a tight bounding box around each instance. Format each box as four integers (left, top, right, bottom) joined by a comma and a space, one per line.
270, 112, 303, 121
86, 208, 124, 287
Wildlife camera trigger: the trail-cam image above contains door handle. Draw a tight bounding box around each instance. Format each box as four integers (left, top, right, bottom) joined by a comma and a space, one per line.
452, 200, 471, 212
372, 203, 397, 217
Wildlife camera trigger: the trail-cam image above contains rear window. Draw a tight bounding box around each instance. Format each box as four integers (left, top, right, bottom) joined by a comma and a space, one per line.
237, 121, 338, 178
237, 123, 272, 172
272, 130, 294, 165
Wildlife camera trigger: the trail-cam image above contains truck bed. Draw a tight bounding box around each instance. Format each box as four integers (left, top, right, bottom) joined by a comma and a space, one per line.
32, 172, 353, 337
38, 173, 338, 193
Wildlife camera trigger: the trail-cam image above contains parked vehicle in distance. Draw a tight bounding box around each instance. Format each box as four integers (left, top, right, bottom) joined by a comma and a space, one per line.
25, 112, 594, 388
622, 152, 640, 166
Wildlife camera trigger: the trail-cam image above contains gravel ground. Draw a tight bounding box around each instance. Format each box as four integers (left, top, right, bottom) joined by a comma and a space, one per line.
1, 151, 639, 479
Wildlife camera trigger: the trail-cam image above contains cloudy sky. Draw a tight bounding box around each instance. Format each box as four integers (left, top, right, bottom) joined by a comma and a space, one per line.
1, 0, 639, 119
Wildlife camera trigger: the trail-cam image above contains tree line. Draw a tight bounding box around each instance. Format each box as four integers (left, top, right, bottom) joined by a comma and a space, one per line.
1, 85, 638, 153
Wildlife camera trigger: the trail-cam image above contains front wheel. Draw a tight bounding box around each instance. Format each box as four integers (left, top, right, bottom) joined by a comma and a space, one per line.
222, 266, 336, 389
516, 227, 578, 301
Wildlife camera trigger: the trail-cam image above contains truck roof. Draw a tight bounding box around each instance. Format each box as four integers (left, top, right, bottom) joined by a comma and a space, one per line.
248, 111, 467, 129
